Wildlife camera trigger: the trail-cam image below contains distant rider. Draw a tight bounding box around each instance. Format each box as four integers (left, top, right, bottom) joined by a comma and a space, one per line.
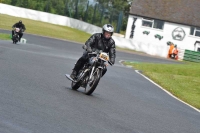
70, 24, 116, 79
12, 20, 26, 41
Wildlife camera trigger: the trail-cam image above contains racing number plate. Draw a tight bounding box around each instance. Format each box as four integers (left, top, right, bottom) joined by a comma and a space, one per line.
99, 53, 109, 61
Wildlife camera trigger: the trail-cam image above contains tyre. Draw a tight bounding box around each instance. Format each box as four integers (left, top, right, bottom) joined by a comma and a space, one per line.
71, 81, 80, 90
12, 37, 15, 44
85, 69, 101, 95
12, 35, 17, 44
71, 70, 87, 90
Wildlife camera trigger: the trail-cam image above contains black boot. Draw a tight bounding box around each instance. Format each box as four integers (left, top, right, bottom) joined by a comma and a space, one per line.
11, 31, 14, 39
70, 57, 86, 79
70, 70, 77, 80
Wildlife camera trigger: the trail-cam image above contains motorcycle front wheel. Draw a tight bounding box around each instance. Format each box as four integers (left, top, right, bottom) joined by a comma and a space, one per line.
85, 68, 101, 95
12, 35, 18, 44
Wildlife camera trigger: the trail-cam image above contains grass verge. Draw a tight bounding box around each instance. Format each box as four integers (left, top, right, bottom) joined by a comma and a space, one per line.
0, 14, 91, 43
0, 33, 11, 40
122, 61, 200, 109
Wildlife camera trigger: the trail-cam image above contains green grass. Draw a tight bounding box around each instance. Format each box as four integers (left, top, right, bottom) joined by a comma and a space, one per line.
0, 14, 91, 43
0, 33, 11, 40
123, 61, 200, 109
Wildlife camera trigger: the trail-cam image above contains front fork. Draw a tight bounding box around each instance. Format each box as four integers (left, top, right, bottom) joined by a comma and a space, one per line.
86, 60, 104, 83
89, 66, 95, 80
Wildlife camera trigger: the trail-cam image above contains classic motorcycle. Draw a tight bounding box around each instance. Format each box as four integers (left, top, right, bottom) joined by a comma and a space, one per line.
66, 45, 113, 95
12, 28, 21, 44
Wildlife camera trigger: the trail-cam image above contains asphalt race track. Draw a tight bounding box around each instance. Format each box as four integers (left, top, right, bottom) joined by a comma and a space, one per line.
0, 29, 200, 133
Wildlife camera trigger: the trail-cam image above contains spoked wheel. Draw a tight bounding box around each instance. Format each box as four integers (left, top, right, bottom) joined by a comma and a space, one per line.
84, 69, 101, 95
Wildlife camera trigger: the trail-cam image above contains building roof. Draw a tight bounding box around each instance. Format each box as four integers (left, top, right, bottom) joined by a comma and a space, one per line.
129, 0, 200, 27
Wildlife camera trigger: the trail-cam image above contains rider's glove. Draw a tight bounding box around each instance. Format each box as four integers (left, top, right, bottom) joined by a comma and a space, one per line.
87, 47, 92, 53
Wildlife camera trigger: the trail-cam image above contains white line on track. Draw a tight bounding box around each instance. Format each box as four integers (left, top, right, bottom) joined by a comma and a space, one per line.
119, 60, 200, 113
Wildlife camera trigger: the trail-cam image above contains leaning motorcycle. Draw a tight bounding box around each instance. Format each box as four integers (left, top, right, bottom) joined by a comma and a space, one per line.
66, 45, 112, 95
12, 28, 21, 44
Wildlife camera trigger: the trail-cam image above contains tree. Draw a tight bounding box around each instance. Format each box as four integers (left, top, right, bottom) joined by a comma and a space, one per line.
51, 0, 65, 15
0, 0, 11, 3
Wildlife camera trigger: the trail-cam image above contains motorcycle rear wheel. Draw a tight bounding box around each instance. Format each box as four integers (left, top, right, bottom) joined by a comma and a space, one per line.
71, 70, 87, 90
71, 81, 80, 90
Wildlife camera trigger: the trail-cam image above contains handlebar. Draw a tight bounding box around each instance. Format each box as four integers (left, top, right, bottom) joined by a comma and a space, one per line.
12, 27, 24, 32
88, 52, 97, 55
82, 45, 113, 66
82, 45, 87, 50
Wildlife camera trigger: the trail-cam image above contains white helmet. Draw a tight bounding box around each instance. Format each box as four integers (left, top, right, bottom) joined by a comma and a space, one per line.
102, 24, 114, 36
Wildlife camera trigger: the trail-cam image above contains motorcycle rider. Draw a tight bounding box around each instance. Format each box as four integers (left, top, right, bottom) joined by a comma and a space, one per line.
70, 24, 116, 79
12, 20, 26, 41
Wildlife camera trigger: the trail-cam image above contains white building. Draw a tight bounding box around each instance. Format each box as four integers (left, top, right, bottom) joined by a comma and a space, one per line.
125, 0, 200, 52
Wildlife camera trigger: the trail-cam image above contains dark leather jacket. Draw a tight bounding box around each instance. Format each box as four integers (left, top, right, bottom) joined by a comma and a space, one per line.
12, 23, 26, 32
85, 33, 116, 64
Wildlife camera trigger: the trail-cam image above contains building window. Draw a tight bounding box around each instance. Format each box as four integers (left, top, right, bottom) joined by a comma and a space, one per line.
142, 18, 164, 30
142, 19, 153, 27
190, 27, 200, 37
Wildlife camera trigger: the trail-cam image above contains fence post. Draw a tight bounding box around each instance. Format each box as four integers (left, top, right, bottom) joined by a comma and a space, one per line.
74, 0, 79, 19
116, 11, 123, 33
100, 5, 105, 25
92, 3, 97, 24
45, 0, 50, 12
83, 1, 89, 21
